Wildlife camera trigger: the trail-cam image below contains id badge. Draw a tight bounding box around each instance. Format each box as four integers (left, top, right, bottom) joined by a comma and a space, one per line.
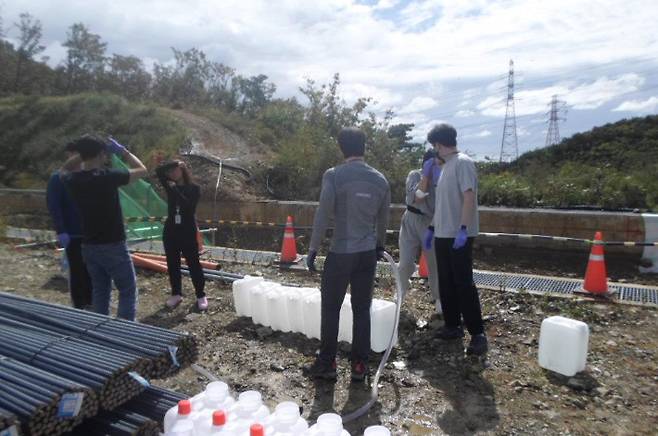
174, 214, 181, 225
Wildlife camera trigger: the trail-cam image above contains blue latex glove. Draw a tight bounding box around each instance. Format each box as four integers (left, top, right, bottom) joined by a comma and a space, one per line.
57, 233, 70, 249
452, 226, 468, 250
423, 226, 434, 250
422, 158, 435, 178
106, 137, 127, 155
431, 166, 441, 185
306, 250, 317, 272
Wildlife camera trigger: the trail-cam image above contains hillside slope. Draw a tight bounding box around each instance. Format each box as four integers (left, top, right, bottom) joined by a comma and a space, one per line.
0, 94, 270, 200
480, 115, 658, 210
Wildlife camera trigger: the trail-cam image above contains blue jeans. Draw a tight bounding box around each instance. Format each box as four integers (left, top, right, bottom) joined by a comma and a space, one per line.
82, 241, 138, 321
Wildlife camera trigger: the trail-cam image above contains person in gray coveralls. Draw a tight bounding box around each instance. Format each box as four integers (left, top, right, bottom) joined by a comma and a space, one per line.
397, 149, 442, 313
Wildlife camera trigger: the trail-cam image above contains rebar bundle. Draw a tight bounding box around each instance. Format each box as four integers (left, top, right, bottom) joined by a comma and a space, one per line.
0, 292, 198, 378
65, 386, 187, 436
0, 320, 145, 411
0, 357, 98, 436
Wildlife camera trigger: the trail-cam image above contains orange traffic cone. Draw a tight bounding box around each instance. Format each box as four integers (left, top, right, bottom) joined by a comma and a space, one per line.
583, 231, 608, 294
280, 216, 298, 263
418, 251, 429, 278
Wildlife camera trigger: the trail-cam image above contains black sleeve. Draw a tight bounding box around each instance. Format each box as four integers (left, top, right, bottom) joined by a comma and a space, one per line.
109, 169, 130, 187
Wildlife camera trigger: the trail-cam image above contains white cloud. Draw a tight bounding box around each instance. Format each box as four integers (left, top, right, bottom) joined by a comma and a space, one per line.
477, 73, 645, 116
397, 96, 438, 114
455, 109, 475, 117
373, 0, 400, 10
612, 96, 658, 113
4, 0, 658, 159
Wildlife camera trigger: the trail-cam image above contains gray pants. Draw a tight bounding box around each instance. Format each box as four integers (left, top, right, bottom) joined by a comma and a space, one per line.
398, 210, 440, 304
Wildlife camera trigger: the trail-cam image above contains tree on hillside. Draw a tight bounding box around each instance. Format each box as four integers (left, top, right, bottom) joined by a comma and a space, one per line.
14, 13, 46, 92
236, 74, 276, 117
63, 23, 107, 93
207, 62, 236, 109
103, 54, 151, 99
152, 47, 211, 106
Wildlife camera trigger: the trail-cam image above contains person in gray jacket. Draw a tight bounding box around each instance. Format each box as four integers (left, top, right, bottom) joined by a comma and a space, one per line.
398, 149, 441, 312
304, 127, 391, 382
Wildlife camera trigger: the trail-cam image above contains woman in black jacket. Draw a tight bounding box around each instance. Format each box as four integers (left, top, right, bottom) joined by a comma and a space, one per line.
156, 160, 207, 310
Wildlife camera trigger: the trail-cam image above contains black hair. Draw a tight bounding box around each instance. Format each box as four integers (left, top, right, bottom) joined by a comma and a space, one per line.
422, 149, 436, 163
427, 123, 457, 147
337, 127, 366, 158
65, 135, 106, 160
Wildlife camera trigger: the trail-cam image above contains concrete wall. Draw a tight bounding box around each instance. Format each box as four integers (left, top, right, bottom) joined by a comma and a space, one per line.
1, 190, 649, 258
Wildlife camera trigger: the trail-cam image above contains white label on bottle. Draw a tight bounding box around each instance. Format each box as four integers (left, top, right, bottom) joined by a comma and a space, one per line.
58, 392, 84, 418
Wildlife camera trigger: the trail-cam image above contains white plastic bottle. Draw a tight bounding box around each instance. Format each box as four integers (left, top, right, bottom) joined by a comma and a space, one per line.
164, 399, 193, 433
224, 391, 271, 435
265, 401, 308, 435
192, 381, 236, 434
308, 413, 350, 435
363, 425, 391, 436
209, 410, 228, 434
166, 419, 195, 436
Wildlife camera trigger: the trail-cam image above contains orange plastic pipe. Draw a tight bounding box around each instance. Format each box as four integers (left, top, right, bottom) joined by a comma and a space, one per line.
131, 254, 168, 273
133, 252, 220, 270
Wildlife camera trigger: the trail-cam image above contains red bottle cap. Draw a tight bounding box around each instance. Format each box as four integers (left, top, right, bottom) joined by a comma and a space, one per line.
250, 423, 265, 436
213, 410, 227, 426
178, 400, 191, 415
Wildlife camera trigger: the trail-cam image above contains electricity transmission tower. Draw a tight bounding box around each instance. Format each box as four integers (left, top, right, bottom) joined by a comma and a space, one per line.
499, 60, 518, 163
545, 95, 567, 147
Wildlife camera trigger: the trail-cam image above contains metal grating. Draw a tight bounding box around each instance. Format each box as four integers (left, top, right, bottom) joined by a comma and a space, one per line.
474, 270, 658, 306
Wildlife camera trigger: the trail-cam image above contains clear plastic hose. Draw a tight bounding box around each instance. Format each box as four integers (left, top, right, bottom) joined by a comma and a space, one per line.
341, 252, 402, 423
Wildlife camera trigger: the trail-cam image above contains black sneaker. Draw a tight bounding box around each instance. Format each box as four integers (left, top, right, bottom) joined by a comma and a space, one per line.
435, 326, 465, 340
466, 334, 488, 355
303, 358, 337, 380
351, 360, 368, 381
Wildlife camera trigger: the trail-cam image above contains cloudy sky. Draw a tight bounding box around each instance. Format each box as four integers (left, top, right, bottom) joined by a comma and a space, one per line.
3, 0, 658, 159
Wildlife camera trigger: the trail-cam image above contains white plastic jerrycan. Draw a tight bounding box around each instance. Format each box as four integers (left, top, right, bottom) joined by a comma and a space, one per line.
308, 413, 350, 435
233, 276, 264, 317
192, 381, 236, 434
538, 315, 589, 376
287, 288, 316, 334
302, 291, 322, 340
164, 399, 193, 434
370, 299, 397, 353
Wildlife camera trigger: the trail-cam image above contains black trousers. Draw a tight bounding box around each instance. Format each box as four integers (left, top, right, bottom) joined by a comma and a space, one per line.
434, 237, 484, 336
163, 226, 205, 298
66, 237, 93, 309
319, 250, 377, 364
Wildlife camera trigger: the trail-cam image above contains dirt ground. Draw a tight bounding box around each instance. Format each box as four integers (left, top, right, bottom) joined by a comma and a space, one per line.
1, 243, 657, 435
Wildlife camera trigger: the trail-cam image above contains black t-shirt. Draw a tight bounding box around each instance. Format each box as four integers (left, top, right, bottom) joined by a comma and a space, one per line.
63, 168, 130, 244
159, 177, 201, 236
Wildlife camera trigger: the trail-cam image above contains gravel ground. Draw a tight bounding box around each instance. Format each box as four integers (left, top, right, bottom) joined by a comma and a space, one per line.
1, 243, 657, 435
